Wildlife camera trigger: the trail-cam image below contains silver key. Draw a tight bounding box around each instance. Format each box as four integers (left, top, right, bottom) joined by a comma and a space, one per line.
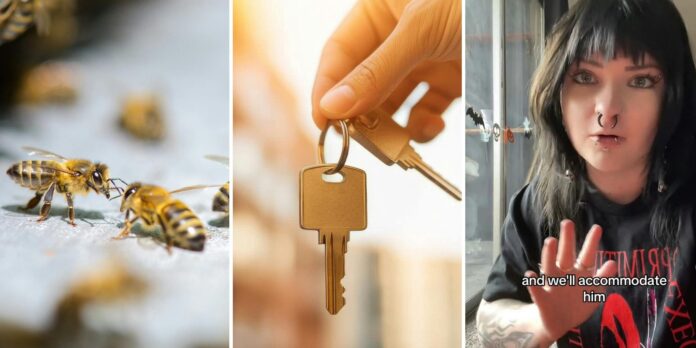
348, 108, 462, 201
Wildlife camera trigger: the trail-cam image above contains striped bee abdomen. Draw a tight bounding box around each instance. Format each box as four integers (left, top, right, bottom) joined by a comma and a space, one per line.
212, 182, 229, 213
160, 200, 207, 251
0, 0, 35, 43
6, 160, 56, 191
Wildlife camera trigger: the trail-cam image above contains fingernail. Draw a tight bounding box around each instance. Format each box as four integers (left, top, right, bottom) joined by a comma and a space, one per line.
320, 85, 356, 116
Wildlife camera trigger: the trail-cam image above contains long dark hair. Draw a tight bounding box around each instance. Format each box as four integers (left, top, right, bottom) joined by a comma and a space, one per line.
529, 0, 696, 244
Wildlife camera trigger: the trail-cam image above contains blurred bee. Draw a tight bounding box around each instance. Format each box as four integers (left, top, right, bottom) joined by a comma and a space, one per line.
118, 93, 165, 141
6, 146, 116, 226
17, 61, 77, 105
205, 155, 229, 214
113, 182, 209, 253
0, 0, 52, 44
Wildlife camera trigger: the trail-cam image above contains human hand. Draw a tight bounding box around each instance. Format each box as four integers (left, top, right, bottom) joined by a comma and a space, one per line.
525, 220, 618, 343
311, 0, 461, 143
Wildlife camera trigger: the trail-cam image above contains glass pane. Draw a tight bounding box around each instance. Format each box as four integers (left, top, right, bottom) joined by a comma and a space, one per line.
504, 1, 541, 203
465, 0, 494, 301
465, 0, 542, 302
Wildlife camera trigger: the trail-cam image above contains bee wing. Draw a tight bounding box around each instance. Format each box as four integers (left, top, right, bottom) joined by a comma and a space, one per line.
204, 155, 229, 167
34, 0, 51, 35
34, 11, 50, 36
39, 163, 79, 176
23, 146, 69, 161
169, 184, 220, 194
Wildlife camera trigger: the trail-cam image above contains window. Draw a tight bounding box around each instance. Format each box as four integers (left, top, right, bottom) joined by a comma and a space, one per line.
465, 0, 542, 305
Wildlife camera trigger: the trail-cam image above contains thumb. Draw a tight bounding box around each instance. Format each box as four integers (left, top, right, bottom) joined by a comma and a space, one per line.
319, 20, 425, 119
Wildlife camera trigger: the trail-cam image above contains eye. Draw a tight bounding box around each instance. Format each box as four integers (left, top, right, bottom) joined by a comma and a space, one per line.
124, 188, 137, 199
572, 70, 596, 85
92, 172, 103, 186
629, 74, 661, 89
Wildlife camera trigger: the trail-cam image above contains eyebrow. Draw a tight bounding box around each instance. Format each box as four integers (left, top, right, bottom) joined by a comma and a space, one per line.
579, 59, 661, 71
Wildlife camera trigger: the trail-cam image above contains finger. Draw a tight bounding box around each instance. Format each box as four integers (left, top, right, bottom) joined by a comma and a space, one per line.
595, 259, 618, 278
319, 12, 427, 120
556, 220, 576, 271
380, 78, 420, 115
525, 271, 547, 304
406, 88, 456, 142
576, 224, 603, 272
541, 237, 560, 277
311, 1, 389, 128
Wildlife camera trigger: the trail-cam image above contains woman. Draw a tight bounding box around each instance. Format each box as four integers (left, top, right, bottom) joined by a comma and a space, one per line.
476, 0, 696, 347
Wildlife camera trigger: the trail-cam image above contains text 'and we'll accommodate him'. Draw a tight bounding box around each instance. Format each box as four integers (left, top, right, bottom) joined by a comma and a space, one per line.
522, 274, 668, 302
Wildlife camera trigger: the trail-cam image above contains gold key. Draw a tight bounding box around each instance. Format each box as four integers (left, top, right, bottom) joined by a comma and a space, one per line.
300, 120, 367, 315
348, 108, 462, 201
300, 164, 367, 314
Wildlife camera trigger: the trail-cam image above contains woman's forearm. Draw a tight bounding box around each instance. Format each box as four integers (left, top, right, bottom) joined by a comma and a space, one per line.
476, 299, 553, 348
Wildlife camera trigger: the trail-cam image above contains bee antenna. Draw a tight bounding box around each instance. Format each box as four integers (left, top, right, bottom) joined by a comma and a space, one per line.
110, 178, 129, 186
109, 178, 129, 195
109, 192, 123, 201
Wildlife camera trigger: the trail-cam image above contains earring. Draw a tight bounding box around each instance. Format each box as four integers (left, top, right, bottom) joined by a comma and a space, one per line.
658, 147, 668, 193
563, 156, 574, 182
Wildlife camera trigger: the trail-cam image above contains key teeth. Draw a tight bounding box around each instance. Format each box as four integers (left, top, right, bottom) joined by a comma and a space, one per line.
327, 281, 346, 315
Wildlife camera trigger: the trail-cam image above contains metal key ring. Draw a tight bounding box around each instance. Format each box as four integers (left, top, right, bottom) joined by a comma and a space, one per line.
318, 119, 350, 175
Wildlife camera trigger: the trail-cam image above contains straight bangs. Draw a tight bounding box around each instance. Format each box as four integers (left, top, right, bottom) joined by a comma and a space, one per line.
563, 0, 676, 81
529, 0, 696, 244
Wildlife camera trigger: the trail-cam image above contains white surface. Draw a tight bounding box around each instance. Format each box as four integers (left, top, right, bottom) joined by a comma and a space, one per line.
0, 0, 229, 347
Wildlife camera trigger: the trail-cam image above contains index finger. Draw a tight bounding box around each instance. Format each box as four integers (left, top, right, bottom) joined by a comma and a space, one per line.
556, 219, 577, 271
311, 1, 394, 128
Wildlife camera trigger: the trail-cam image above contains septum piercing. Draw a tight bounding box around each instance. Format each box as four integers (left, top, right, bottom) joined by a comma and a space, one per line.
597, 112, 618, 129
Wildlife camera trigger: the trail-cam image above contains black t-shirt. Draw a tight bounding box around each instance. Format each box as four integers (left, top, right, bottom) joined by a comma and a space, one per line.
482, 177, 696, 347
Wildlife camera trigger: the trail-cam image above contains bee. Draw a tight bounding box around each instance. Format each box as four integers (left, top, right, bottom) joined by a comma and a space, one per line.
6, 146, 114, 226
17, 61, 77, 105
205, 155, 229, 214
113, 182, 208, 253
118, 93, 165, 141
0, 0, 51, 45
213, 182, 229, 213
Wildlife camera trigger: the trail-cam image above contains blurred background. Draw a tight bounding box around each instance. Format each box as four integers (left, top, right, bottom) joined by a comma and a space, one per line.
233, 0, 462, 347
0, 0, 229, 347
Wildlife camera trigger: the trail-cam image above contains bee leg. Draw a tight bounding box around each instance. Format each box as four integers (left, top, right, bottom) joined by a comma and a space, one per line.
165, 241, 173, 255
21, 192, 44, 211
66, 193, 76, 227
162, 232, 173, 255
37, 184, 55, 223
113, 211, 137, 240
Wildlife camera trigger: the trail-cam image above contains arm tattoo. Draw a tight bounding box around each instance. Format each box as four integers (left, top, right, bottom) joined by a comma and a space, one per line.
477, 303, 540, 348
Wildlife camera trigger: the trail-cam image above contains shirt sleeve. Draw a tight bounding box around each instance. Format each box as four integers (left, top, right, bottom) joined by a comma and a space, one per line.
482, 181, 546, 303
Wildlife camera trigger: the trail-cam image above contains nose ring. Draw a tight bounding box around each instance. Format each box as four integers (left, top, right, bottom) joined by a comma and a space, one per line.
597, 112, 618, 128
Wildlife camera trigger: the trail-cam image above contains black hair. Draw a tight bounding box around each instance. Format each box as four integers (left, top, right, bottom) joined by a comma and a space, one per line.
529, 0, 696, 245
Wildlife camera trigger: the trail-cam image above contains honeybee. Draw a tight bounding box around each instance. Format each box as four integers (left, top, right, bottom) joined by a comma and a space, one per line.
118, 93, 165, 141
0, 0, 51, 44
113, 182, 208, 253
205, 155, 229, 214
17, 61, 77, 105
6, 146, 114, 226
